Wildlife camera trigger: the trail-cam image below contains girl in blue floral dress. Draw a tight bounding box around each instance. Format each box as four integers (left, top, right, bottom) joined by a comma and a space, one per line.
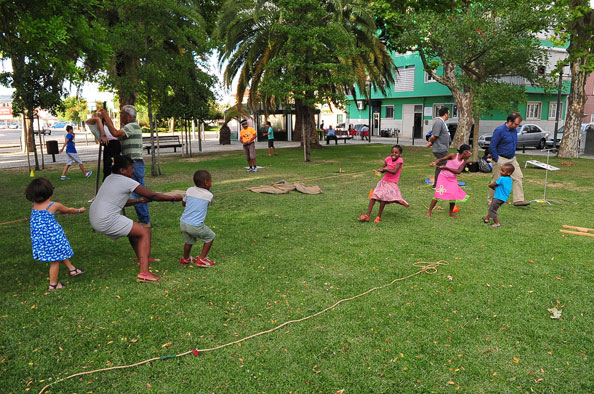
26, 178, 86, 290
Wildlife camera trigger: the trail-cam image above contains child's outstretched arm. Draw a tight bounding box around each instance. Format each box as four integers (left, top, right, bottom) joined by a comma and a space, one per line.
384, 163, 402, 174
59, 135, 71, 153
52, 202, 87, 214
133, 185, 182, 203
487, 181, 497, 189
430, 153, 455, 167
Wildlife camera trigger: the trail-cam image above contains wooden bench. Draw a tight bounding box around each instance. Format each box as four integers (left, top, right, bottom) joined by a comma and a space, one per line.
142, 135, 183, 154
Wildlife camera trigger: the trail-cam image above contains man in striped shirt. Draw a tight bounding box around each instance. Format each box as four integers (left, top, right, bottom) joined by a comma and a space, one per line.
99, 105, 151, 226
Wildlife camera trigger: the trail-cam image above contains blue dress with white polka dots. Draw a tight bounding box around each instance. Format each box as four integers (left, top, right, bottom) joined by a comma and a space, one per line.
30, 202, 73, 262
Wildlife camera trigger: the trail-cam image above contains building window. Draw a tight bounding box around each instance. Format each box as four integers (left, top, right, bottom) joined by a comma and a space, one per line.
432, 103, 456, 118
337, 114, 343, 123
548, 102, 563, 120
452, 105, 458, 119
384, 106, 394, 119
424, 72, 437, 83
526, 102, 542, 120
394, 66, 415, 92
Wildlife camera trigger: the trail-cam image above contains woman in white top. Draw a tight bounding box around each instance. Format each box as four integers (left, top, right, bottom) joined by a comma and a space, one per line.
90, 155, 182, 282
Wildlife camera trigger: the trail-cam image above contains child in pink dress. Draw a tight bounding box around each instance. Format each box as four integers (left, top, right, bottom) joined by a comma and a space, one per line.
359, 145, 409, 223
426, 144, 471, 218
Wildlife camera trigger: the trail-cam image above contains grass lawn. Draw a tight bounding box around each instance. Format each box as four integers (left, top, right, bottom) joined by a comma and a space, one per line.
0, 144, 592, 393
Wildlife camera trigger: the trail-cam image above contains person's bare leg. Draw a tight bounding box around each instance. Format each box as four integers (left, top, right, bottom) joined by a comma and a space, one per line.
49, 261, 60, 286
426, 199, 438, 217
61, 165, 70, 177
128, 222, 156, 278
365, 199, 377, 216
199, 241, 213, 259
449, 202, 458, 218
183, 243, 193, 260
273, 147, 278, 155
268, 147, 272, 156
62, 258, 75, 271
78, 164, 87, 175
377, 201, 386, 218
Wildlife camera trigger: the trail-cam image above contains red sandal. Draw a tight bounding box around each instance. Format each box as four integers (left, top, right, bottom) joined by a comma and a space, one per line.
358, 214, 370, 222
374, 216, 381, 223
136, 272, 161, 282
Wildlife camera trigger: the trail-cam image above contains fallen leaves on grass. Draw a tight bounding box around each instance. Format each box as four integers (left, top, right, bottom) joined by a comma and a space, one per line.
548, 307, 562, 319
161, 342, 172, 348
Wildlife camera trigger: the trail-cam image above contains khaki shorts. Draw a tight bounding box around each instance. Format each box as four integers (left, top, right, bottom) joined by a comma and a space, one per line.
180, 221, 215, 244
243, 142, 256, 160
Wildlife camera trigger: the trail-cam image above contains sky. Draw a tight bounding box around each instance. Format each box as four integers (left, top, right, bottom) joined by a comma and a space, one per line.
0, 55, 233, 108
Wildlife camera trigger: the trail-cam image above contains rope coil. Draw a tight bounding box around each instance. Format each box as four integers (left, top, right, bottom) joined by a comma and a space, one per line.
39, 260, 447, 393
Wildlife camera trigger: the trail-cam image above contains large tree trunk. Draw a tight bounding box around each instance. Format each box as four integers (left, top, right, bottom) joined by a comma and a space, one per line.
294, 99, 321, 162
27, 111, 40, 171
147, 88, 158, 176
558, 59, 588, 158
451, 88, 475, 149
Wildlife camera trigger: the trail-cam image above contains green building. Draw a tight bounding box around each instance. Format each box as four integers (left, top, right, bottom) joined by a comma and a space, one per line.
345, 48, 569, 140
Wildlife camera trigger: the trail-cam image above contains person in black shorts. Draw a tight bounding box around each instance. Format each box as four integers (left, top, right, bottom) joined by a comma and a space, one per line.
263, 121, 278, 156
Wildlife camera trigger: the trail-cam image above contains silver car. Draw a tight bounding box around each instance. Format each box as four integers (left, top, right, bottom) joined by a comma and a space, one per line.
546, 123, 594, 149
477, 124, 550, 150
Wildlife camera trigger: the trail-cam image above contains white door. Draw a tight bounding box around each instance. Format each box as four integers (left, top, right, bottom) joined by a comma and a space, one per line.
402, 104, 415, 138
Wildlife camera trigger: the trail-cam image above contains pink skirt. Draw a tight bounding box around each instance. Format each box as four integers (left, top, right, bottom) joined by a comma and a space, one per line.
433, 173, 468, 202
372, 180, 408, 205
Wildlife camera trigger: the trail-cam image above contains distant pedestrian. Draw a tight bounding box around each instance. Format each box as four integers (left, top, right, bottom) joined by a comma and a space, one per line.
426, 107, 450, 188
239, 119, 257, 171
488, 113, 529, 206
263, 121, 278, 156
325, 125, 338, 145
59, 125, 92, 181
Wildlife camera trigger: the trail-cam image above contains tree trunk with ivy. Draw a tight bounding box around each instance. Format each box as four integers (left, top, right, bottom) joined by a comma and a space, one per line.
559, 61, 587, 158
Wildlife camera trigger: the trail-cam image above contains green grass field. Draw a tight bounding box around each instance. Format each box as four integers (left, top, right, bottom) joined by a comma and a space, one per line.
0, 144, 592, 393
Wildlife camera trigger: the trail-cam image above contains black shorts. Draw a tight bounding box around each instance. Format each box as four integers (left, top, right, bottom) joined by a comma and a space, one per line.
267, 139, 275, 148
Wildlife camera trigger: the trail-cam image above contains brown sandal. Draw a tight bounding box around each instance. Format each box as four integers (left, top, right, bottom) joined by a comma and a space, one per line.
136, 272, 161, 282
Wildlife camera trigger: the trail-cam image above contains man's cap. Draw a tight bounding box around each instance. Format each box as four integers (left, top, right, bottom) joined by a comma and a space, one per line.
240, 119, 248, 124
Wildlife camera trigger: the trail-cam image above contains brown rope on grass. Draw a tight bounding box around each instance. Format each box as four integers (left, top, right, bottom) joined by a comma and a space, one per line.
39, 260, 448, 393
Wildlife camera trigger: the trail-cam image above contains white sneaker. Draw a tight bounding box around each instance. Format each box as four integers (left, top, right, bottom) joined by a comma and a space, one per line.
253, 167, 258, 172
60, 176, 69, 181
85, 171, 93, 178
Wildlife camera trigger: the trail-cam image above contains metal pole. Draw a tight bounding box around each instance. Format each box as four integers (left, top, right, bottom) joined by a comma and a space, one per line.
367, 84, 372, 143
553, 70, 563, 151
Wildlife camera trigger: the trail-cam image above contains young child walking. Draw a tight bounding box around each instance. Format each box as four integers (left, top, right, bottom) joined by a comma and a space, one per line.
25, 177, 86, 290
426, 144, 471, 218
359, 145, 409, 223
263, 121, 278, 156
179, 170, 216, 267
483, 163, 515, 227
59, 125, 92, 180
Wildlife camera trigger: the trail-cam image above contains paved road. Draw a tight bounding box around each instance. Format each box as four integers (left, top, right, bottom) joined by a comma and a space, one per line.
0, 131, 589, 170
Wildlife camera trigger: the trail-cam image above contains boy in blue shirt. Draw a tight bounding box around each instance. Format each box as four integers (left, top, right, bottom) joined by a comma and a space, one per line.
483, 163, 514, 227
59, 125, 92, 180
263, 121, 278, 156
179, 170, 215, 267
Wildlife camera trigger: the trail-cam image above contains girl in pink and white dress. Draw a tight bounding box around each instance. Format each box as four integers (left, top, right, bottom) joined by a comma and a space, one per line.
359, 145, 409, 223
426, 144, 471, 218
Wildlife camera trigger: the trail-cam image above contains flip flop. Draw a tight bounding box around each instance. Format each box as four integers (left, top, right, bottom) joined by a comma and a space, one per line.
69, 268, 85, 276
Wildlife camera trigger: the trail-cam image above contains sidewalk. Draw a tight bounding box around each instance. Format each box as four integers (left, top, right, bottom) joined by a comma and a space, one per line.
0, 132, 589, 169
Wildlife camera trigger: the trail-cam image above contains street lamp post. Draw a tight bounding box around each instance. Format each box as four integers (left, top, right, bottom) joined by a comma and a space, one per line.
366, 80, 372, 143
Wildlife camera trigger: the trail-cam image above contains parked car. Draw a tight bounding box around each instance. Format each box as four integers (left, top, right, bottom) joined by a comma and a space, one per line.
50, 121, 70, 132
546, 123, 594, 149
8, 121, 20, 129
478, 123, 549, 150
335, 123, 348, 132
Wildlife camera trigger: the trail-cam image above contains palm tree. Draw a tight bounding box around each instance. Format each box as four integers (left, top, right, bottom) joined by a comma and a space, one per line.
217, 0, 394, 161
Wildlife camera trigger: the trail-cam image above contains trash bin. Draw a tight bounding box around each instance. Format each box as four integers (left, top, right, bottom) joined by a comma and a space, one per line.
584, 127, 594, 155
46, 140, 59, 162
